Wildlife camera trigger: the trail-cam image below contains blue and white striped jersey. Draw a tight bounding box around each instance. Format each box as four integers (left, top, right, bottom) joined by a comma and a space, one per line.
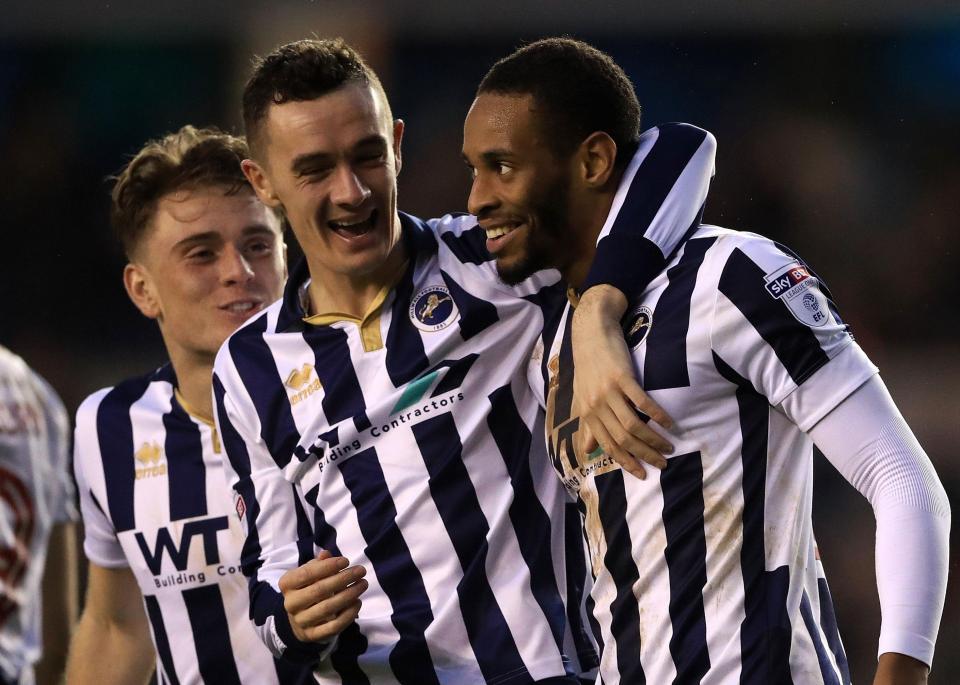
73, 364, 314, 685
213, 123, 716, 685
537, 226, 878, 685
0, 346, 77, 684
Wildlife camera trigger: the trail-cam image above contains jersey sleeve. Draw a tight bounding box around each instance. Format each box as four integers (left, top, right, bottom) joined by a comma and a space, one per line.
34, 374, 77, 524
73, 391, 127, 568
583, 123, 717, 297
710, 236, 877, 421
212, 357, 333, 664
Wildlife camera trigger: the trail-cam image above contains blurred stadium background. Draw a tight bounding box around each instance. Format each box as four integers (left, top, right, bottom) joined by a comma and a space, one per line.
1, 1, 956, 681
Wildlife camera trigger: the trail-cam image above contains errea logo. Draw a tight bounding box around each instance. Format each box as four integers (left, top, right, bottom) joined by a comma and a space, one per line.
135, 442, 167, 480
286, 364, 322, 405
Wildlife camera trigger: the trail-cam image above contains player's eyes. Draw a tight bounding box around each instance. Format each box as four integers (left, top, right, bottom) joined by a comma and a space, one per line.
186, 248, 215, 261
497, 163, 511, 176
246, 240, 273, 256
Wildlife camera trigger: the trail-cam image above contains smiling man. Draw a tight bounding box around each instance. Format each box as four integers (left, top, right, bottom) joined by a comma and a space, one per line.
212, 38, 715, 684
67, 126, 313, 684
463, 38, 950, 685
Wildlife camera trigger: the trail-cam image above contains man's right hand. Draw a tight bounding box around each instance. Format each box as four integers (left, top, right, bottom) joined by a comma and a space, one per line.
278, 550, 368, 643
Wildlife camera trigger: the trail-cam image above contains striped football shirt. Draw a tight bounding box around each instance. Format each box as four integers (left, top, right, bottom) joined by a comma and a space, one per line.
73, 364, 314, 685
0, 346, 77, 684
537, 226, 877, 685
213, 122, 716, 685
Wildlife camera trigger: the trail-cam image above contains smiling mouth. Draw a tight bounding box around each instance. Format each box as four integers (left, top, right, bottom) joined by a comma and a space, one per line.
220, 301, 261, 315
329, 210, 378, 239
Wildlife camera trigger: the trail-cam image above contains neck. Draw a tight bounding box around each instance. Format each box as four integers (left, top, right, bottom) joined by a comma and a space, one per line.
165, 345, 215, 422
562, 181, 620, 290
306, 221, 407, 319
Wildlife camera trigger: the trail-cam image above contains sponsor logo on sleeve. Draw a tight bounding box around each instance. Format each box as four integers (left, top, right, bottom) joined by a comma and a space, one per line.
764, 263, 830, 327
410, 286, 458, 331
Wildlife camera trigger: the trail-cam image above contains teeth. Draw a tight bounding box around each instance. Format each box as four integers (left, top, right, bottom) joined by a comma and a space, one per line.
331, 216, 370, 228
226, 302, 255, 313
485, 226, 516, 239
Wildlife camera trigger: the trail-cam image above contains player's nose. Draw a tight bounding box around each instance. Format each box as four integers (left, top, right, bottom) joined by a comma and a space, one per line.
467, 172, 497, 219
220, 245, 255, 285
330, 164, 371, 207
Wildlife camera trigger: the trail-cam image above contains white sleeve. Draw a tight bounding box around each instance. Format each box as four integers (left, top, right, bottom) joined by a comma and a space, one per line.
73, 393, 128, 568
808, 374, 951, 668
35, 375, 77, 524
213, 364, 334, 664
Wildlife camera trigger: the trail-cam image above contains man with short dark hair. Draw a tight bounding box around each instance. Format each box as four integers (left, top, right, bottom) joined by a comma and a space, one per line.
67, 125, 313, 684
213, 37, 714, 684
463, 37, 950, 685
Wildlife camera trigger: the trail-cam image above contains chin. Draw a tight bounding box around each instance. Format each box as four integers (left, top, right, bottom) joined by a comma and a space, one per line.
495, 256, 537, 286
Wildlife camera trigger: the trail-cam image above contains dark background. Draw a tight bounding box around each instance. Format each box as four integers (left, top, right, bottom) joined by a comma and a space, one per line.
1, 1, 957, 681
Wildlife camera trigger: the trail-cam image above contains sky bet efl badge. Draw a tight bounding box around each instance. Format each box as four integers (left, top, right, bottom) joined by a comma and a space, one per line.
764, 263, 830, 327
410, 285, 459, 332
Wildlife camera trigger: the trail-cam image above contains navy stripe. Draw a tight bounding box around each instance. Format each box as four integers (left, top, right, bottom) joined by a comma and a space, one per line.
182, 585, 242, 685
645, 236, 716, 390
800, 591, 841, 685
228, 315, 302, 469
96, 378, 151, 532
487, 385, 569, 657
302, 325, 368, 427
523, 282, 567, 400
718, 248, 830, 385
713, 352, 793, 684
817, 578, 850, 684
660, 451, 710, 683
440, 269, 499, 340
385, 255, 431, 387
292, 486, 315, 566
338, 447, 440, 684
595, 470, 645, 683
564, 503, 600, 671
144, 594, 180, 685
584, 122, 709, 295
303, 487, 371, 684
164, 400, 207, 521
276, 258, 310, 333
439, 224, 492, 265
430, 354, 479, 397
212, 376, 268, 626
272, 655, 315, 684
413, 412, 530, 682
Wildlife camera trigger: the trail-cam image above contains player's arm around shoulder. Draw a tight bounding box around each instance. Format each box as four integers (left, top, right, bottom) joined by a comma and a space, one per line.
65, 563, 153, 685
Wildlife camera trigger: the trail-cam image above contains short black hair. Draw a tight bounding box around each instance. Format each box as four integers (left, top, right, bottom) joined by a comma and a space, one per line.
478, 37, 641, 164
242, 37, 390, 158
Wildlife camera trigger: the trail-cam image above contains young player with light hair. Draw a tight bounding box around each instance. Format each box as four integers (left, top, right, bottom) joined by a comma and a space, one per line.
67, 125, 313, 684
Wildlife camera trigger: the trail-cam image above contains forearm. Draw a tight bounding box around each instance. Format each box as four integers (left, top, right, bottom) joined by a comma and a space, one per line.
65, 611, 154, 685
36, 523, 79, 684
809, 375, 950, 669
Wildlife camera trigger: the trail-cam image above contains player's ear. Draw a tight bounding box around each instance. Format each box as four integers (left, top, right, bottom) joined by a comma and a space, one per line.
392, 119, 404, 175
241, 159, 282, 209
123, 262, 162, 320
579, 131, 618, 189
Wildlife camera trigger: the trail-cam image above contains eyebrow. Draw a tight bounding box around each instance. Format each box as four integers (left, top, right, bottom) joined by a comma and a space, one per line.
462, 149, 514, 165
290, 135, 389, 174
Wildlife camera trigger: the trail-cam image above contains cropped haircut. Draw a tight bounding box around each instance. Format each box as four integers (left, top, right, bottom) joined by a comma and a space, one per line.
110, 125, 252, 259
478, 38, 642, 165
242, 38, 390, 158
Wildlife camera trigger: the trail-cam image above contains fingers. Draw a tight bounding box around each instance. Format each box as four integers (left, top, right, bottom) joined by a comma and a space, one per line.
585, 418, 648, 480
606, 394, 673, 461
279, 549, 338, 592
621, 378, 674, 429
281, 554, 369, 643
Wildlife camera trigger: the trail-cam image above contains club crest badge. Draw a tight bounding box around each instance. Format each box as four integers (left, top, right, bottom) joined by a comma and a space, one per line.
410, 286, 458, 332
764, 262, 830, 327
622, 304, 654, 348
